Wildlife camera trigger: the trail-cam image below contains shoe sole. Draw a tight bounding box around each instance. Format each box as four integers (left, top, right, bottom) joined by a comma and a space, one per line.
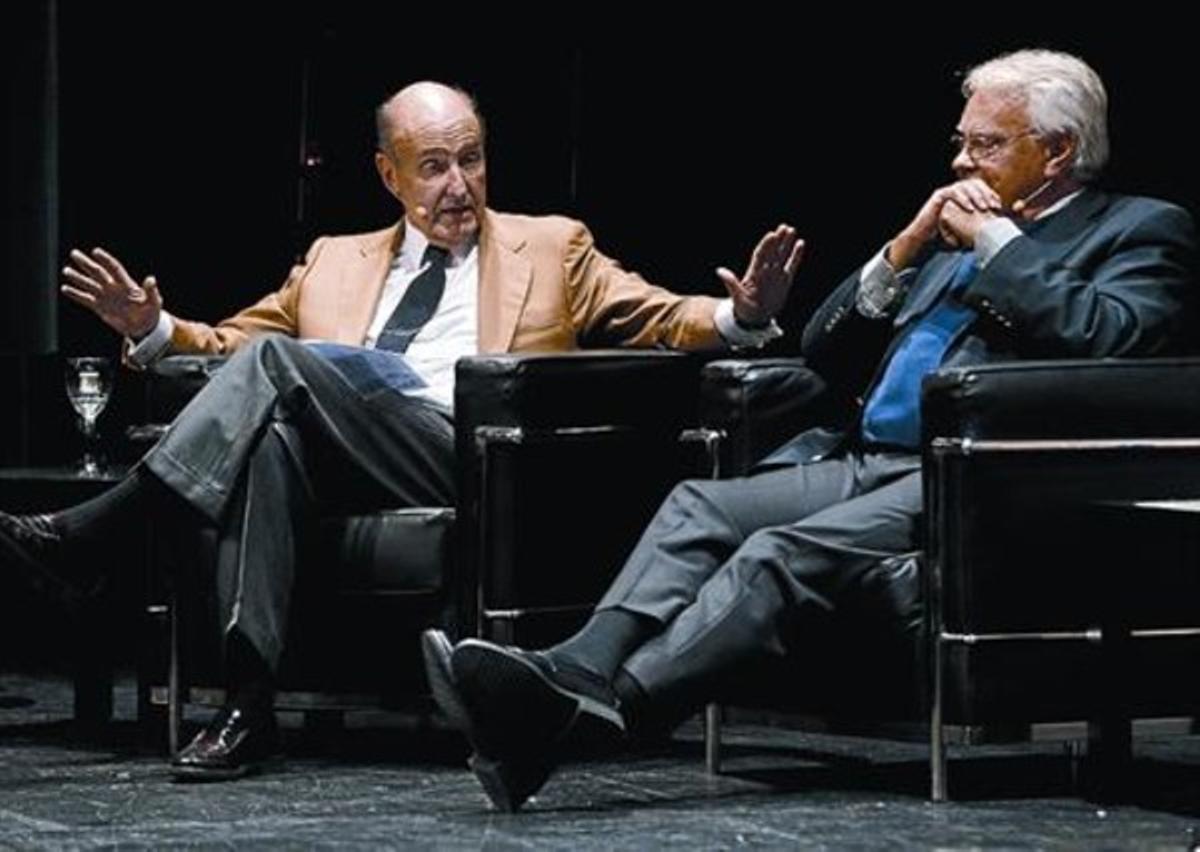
420, 630, 469, 731
453, 640, 624, 757
170, 752, 281, 783
171, 763, 258, 783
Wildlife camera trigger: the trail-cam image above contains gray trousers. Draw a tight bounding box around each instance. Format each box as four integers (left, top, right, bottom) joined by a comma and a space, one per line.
598, 451, 923, 718
143, 335, 455, 669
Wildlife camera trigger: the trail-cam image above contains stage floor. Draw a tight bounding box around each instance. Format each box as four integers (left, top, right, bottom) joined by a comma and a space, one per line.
2, 671, 1198, 848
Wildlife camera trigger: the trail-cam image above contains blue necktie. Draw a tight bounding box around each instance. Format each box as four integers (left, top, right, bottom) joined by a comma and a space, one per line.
860, 253, 978, 449
376, 245, 450, 353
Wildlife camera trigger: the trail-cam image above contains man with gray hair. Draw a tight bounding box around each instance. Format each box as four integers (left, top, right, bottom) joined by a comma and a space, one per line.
426, 49, 1196, 812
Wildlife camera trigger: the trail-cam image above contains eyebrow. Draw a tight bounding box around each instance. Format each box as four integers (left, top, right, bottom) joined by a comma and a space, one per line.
417, 142, 482, 158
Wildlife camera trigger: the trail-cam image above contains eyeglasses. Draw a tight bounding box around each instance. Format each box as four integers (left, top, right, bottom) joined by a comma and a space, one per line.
949, 129, 1040, 162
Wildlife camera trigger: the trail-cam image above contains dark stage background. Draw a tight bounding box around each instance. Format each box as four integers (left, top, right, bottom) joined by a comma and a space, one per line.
1, 6, 1196, 672
2, 7, 1197, 466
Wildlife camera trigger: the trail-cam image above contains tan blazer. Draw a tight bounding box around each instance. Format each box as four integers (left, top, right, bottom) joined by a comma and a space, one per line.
168, 210, 724, 356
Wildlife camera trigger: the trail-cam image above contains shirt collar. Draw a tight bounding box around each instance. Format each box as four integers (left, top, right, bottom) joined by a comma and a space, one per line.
1034, 188, 1084, 220
395, 219, 478, 271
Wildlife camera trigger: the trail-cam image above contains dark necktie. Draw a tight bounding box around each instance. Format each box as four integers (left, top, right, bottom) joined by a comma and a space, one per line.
376, 245, 450, 353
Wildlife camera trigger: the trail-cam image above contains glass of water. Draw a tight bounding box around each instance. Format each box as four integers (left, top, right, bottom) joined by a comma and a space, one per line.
64, 356, 114, 477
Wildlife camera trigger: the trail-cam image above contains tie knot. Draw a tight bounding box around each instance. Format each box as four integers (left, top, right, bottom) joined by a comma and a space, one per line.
422, 245, 450, 269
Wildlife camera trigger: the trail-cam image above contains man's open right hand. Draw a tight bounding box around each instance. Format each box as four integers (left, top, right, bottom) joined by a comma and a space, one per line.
61, 247, 163, 339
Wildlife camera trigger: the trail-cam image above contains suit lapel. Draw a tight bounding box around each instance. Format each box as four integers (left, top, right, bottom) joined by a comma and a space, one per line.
1025, 187, 1108, 245
477, 211, 532, 353
331, 211, 543, 350
340, 222, 403, 344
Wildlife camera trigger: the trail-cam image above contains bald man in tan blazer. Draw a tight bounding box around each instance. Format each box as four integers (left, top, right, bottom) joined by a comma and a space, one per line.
166, 210, 724, 357
22, 82, 802, 781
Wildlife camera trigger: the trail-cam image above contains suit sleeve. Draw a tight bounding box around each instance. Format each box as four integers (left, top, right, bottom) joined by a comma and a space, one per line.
960, 203, 1197, 357
800, 263, 897, 389
165, 237, 329, 356
561, 222, 725, 350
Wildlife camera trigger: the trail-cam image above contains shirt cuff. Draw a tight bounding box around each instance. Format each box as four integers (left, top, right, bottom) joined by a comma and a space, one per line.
856, 245, 905, 319
125, 311, 174, 368
975, 218, 1023, 267
715, 299, 783, 348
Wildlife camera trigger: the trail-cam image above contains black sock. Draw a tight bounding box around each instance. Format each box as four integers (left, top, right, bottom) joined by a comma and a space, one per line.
546, 609, 658, 682
614, 667, 695, 741
613, 668, 647, 712
226, 631, 276, 714
52, 470, 148, 541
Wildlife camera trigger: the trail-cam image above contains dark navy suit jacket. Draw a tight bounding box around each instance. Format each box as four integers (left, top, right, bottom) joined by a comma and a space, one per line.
765, 189, 1197, 467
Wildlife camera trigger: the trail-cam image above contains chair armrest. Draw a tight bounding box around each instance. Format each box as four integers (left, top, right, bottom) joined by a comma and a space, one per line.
697, 358, 826, 476
923, 357, 1200, 442
144, 355, 229, 424
454, 350, 702, 438
148, 355, 229, 381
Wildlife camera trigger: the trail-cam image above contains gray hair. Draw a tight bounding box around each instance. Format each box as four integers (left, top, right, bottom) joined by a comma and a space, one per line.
963, 49, 1109, 181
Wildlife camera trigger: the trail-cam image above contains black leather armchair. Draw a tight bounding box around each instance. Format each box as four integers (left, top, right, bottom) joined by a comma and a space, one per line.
696, 356, 1200, 801
143, 350, 705, 751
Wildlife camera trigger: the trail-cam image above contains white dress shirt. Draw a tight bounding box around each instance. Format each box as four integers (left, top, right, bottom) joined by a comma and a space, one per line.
364, 223, 478, 410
